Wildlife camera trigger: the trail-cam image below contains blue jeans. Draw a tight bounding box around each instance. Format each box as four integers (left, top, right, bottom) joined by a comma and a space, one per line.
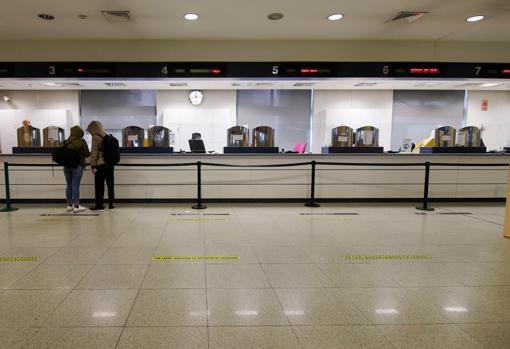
63, 166, 84, 206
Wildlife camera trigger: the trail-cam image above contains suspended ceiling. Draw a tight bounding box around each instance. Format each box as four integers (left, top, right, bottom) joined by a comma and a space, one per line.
0, 0, 509, 41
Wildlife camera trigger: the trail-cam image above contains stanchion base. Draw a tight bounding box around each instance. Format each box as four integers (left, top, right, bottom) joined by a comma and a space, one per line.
416, 206, 435, 211
0, 207, 19, 212
191, 204, 207, 210
305, 202, 321, 208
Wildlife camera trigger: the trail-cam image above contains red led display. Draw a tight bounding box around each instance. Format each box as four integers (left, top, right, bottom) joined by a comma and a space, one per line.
77, 68, 85, 73
301, 68, 319, 73
502, 69, 510, 74
409, 68, 440, 74
212, 69, 221, 74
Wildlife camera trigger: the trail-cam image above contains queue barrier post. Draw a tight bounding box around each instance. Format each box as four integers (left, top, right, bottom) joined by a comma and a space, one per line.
416, 161, 434, 211
305, 160, 320, 207
1, 162, 19, 212
192, 161, 207, 210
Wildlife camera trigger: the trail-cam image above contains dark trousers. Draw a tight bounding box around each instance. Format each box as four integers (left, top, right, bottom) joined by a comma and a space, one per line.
94, 164, 115, 208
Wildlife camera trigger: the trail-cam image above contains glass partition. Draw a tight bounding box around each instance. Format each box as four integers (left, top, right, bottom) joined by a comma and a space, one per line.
236, 90, 312, 151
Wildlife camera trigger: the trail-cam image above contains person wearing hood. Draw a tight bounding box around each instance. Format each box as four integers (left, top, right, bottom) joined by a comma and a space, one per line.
63, 125, 90, 213
87, 121, 115, 211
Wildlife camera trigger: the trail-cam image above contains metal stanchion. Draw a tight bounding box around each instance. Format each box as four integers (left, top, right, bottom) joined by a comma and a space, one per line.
1, 162, 19, 212
305, 161, 320, 207
192, 161, 207, 210
416, 161, 434, 211
504, 164, 510, 238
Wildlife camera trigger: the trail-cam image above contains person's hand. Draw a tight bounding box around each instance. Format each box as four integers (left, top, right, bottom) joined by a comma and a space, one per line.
91, 168, 97, 174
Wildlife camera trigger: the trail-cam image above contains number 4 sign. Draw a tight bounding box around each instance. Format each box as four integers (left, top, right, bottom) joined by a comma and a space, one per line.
481, 100, 488, 111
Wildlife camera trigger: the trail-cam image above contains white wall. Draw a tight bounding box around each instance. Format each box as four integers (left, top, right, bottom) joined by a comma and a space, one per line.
312, 91, 393, 152
0, 90, 80, 153
157, 90, 236, 153
466, 91, 510, 150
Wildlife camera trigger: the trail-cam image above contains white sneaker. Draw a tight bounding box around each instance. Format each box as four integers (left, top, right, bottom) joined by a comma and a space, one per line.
66, 205, 73, 212
73, 205, 87, 213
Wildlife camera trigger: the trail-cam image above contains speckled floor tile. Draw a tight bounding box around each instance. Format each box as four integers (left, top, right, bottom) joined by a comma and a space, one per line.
44, 290, 137, 327
0, 290, 69, 327
127, 289, 207, 326
294, 325, 394, 349
207, 288, 288, 326
117, 327, 208, 349
209, 326, 301, 349
76, 264, 148, 290
24, 327, 122, 349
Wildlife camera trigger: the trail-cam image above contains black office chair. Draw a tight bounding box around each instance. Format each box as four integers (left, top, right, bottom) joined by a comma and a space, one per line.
192, 133, 202, 140
189, 139, 206, 153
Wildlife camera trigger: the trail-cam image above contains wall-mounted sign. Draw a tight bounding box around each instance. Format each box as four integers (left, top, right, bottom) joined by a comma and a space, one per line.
481, 100, 489, 111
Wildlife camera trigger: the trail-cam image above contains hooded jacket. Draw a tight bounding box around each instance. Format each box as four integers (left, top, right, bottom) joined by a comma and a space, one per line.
87, 121, 107, 168
65, 126, 90, 166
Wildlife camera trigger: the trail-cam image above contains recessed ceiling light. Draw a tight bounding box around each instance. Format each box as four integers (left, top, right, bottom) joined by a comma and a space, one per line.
38, 14, 55, 21
184, 13, 199, 21
466, 15, 485, 22
328, 13, 344, 21
267, 13, 284, 21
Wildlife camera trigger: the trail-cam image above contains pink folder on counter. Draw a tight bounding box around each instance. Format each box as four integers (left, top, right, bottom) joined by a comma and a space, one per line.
293, 143, 307, 153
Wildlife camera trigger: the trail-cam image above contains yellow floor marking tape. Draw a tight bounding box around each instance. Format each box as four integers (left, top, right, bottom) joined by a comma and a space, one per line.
341, 255, 432, 261
0, 257, 41, 262
153, 256, 240, 261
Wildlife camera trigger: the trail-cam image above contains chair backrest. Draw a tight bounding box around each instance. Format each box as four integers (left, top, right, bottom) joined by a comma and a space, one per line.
293, 142, 307, 153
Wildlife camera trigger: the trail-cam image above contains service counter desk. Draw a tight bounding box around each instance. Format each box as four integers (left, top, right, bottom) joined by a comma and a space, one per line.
0, 153, 508, 203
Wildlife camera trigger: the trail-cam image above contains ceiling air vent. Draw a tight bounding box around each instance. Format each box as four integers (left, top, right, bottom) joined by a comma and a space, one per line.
168, 82, 188, 87
387, 11, 428, 23
104, 82, 126, 87
101, 10, 135, 23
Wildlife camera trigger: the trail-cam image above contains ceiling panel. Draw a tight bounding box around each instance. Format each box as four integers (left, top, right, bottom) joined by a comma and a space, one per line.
0, 0, 508, 41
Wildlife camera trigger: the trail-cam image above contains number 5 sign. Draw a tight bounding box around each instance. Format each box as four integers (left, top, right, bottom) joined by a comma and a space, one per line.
481, 100, 488, 111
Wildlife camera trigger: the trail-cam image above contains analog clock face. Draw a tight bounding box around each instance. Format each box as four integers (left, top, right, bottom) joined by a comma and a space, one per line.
189, 90, 204, 106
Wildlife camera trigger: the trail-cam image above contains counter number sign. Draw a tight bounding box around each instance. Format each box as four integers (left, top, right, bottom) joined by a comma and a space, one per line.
481, 100, 488, 111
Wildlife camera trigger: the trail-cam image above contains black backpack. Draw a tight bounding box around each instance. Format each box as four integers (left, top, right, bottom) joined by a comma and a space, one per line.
52, 142, 80, 168
100, 134, 121, 165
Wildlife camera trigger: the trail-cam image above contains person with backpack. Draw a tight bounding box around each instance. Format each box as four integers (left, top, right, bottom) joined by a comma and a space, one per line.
87, 121, 119, 211
62, 126, 90, 213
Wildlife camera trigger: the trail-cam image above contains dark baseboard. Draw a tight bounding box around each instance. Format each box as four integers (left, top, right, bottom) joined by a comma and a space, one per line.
0, 197, 505, 204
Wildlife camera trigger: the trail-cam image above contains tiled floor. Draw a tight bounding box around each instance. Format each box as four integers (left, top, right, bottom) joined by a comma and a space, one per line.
0, 203, 509, 348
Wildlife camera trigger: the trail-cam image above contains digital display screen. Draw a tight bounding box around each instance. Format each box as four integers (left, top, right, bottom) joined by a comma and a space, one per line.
409, 68, 440, 74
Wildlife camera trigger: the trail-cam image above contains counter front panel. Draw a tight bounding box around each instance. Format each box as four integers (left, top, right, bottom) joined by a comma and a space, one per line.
0, 154, 508, 202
